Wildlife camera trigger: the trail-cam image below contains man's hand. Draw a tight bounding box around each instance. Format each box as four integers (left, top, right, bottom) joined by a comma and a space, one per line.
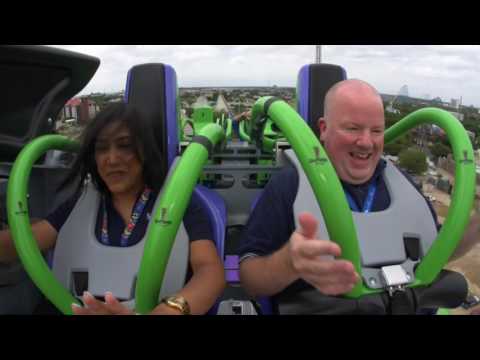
71, 291, 135, 315
288, 212, 360, 295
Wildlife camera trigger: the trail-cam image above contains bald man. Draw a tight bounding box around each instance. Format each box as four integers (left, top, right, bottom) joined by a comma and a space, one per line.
238, 79, 479, 314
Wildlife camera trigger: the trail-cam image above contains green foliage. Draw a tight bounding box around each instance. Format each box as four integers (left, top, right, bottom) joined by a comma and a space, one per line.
384, 134, 414, 156
462, 117, 480, 139
430, 142, 451, 160
384, 142, 404, 156
398, 148, 428, 175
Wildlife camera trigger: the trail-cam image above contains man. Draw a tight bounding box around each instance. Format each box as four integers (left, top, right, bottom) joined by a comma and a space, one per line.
238, 79, 479, 314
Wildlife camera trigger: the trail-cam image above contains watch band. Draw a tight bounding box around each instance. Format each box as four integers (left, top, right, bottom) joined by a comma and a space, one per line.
162, 295, 191, 315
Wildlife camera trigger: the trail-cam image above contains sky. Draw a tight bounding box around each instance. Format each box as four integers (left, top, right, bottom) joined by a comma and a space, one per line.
49, 45, 480, 108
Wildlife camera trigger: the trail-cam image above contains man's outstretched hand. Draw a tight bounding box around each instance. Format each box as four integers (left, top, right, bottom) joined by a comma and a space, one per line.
288, 212, 360, 295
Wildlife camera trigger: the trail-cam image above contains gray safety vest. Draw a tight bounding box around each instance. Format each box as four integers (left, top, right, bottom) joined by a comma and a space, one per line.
52, 158, 189, 306
277, 149, 438, 314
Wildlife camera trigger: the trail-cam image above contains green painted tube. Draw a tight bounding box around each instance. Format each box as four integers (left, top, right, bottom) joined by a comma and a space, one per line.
385, 108, 476, 286
225, 118, 232, 139
180, 118, 187, 141
135, 123, 224, 314
436, 308, 450, 315
239, 120, 251, 142
7, 135, 80, 314
262, 119, 286, 153
252, 97, 364, 298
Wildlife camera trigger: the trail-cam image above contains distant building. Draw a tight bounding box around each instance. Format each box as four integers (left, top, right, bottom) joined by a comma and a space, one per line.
62, 97, 100, 125
450, 98, 461, 109
399, 85, 409, 97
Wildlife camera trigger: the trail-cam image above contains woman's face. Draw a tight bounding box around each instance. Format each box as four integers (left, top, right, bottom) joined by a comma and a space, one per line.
94, 121, 144, 197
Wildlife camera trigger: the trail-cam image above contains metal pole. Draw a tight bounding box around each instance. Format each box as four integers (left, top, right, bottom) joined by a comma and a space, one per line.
316, 45, 322, 63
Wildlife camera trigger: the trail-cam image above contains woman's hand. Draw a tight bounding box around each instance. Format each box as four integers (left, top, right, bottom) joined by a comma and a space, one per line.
71, 291, 135, 315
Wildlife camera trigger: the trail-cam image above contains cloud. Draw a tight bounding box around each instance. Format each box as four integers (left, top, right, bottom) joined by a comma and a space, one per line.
47, 45, 480, 107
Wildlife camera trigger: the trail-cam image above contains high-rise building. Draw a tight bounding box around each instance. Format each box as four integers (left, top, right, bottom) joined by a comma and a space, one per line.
399, 85, 409, 97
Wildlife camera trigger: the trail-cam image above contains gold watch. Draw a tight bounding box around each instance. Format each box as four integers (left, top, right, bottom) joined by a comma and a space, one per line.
162, 295, 191, 315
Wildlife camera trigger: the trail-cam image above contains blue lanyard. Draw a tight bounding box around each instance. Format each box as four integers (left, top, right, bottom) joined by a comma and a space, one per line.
345, 182, 377, 213
100, 188, 152, 247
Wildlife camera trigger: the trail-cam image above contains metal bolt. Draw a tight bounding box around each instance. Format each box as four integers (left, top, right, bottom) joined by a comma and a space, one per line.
369, 278, 377, 286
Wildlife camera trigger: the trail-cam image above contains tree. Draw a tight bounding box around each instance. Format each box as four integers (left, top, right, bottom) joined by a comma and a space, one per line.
384, 134, 414, 156
430, 142, 451, 160
384, 142, 404, 156
398, 148, 428, 175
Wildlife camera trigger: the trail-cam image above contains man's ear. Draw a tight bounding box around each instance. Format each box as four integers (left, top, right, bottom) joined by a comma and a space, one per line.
318, 117, 327, 141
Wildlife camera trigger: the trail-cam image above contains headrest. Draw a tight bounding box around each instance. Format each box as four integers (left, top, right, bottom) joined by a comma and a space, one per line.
297, 64, 347, 137
124, 63, 179, 167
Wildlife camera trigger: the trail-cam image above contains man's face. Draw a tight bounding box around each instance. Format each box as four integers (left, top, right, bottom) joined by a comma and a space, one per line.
94, 122, 144, 196
319, 92, 385, 185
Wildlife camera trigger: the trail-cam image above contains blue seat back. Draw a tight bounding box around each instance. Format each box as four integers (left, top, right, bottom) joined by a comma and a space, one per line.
297, 63, 347, 137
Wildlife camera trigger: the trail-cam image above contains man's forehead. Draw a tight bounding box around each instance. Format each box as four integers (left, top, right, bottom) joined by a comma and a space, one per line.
328, 84, 383, 113
327, 94, 385, 125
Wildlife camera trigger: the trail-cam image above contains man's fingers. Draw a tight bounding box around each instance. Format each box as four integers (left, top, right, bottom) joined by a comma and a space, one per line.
295, 238, 342, 259
316, 283, 356, 296
297, 212, 319, 240
304, 259, 357, 280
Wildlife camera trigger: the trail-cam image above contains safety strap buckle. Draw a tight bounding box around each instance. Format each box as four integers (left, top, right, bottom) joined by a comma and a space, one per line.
380, 265, 411, 297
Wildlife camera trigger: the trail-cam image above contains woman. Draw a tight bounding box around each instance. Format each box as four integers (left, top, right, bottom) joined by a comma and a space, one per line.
0, 102, 225, 315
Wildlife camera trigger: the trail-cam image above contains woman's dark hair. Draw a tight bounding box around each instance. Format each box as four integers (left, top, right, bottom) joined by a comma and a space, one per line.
58, 102, 167, 196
